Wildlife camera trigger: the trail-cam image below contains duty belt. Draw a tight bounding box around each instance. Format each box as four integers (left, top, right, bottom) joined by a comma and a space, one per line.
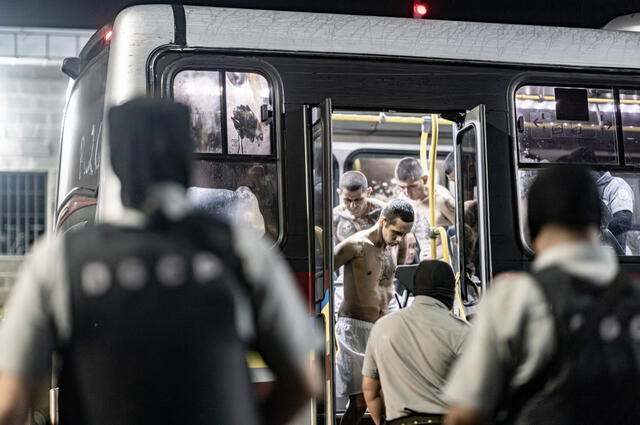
386, 414, 443, 425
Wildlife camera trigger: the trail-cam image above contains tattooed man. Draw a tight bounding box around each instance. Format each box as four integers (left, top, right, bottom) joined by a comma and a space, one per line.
333, 199, 414, 425
395, 157, 456, 261
333, 171, 386, 244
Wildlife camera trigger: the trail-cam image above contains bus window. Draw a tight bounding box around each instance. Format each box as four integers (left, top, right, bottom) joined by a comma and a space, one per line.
225, 72, 272, 155
518, 169, 640, 255
515, 85, 618, 164
173, 68, 279, 240
173, 70, 223, 154
515, 84, 640, 256
620, 89, 640, 165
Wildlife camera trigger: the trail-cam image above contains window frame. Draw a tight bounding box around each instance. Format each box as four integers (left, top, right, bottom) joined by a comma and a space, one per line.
155, 52, 286, 245
510, 73, 640, 259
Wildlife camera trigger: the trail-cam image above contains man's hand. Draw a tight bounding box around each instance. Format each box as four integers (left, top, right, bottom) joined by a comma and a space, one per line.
0, 372, 36, 425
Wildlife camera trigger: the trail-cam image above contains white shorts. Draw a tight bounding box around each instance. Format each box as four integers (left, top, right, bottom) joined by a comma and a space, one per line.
335, 317, 374, 398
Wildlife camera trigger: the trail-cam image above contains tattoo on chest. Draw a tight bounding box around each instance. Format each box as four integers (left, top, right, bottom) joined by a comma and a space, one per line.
336, 215, 379, 241
377, 249, 395, 282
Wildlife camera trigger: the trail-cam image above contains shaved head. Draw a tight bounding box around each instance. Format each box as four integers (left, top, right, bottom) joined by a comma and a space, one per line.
340, 171, 368, 192
395, 157, 423, 182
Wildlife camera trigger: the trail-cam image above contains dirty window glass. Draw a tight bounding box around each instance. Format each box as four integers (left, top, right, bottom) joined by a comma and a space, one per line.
173, 70, 223, 154
225, 72, 272, 155
189, 160, 278, 240
518, 169, 639, 256
620, 89, 640, 165
515, 85, 617, 165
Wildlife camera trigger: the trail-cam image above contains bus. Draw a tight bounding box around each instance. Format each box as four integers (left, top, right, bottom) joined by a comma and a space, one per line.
55, 5, 640, 424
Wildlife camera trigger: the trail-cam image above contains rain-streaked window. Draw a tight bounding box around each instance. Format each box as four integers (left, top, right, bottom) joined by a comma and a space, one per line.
173, 68, 278, 241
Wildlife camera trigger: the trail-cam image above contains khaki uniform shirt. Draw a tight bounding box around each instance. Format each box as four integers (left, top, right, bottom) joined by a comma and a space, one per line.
362, 296, 470, 419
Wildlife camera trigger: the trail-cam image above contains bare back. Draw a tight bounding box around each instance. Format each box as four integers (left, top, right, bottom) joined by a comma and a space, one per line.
334, 228, 398, 323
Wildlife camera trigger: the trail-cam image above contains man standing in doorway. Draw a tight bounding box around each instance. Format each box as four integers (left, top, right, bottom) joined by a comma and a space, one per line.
395, 157, 455, 260
333, 171, 386, 244
334, 199, 415, 425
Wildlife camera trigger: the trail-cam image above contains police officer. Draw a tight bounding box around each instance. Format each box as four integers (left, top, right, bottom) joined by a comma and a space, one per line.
557, 147, 634, 253
444, 165, 640, 425
0, 99, 318, 425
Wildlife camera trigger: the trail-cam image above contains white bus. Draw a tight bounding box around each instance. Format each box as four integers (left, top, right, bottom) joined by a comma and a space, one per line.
55, 5, 640, 424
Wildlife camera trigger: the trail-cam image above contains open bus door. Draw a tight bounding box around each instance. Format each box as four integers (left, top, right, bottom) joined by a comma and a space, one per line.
453, 105, 491, 313
306, 99, 336, 425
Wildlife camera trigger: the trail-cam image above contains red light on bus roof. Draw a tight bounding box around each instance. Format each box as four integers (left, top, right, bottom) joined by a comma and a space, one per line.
104, 30, 113, 41
413, 2, 428, 18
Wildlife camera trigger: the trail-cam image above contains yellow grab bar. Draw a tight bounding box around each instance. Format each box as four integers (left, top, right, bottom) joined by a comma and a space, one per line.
331, 112, 453, 126
428, 114, 439, 260
431, 226, 451, 266
453, 272, 468, 322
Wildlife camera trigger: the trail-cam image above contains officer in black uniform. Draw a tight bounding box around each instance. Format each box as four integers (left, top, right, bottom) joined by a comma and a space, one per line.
0, 99, 318, 425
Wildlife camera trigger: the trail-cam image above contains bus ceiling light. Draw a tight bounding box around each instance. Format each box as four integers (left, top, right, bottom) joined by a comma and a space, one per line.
413, 2, 428, 18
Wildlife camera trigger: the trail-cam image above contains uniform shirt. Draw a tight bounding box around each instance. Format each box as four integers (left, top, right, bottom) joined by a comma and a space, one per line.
362, 296, 470, 419
444, 242, 618, 415
597, 172, 634, 223
0, 207, 315, 382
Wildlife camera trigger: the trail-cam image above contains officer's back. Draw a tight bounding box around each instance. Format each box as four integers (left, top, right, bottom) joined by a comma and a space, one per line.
0, 99, 319, 425
444, 165, 640, 425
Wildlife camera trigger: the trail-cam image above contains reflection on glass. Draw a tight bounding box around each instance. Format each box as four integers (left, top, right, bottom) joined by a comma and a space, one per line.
515, 85, 617, 164
518, 169, 639, 256
620, 90, 640, 165
190, 160, 278, 240
226, 72, 272, 155
459, 129, 480, 277
174, 70, 223, 154
58, 56, 107, 204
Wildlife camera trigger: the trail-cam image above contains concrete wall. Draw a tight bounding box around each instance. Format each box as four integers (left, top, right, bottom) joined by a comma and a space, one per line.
0, 27, 93, 305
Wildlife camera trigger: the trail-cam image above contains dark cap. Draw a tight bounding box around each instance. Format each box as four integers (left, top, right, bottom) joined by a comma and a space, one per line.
413, 260, 455, 308
108, 98, 193, 209
527, 165, 601, 242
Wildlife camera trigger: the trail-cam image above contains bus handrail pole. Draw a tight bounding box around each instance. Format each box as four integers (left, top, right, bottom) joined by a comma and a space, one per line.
428, 114, 439, 259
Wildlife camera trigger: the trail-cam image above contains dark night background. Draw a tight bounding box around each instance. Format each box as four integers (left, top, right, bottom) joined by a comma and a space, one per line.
1, 0, 640, 30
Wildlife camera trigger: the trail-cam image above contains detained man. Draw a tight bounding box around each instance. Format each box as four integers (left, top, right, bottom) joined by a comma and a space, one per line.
394, 157, 456, 261
333, 170, 386, 244
333, 199, 415, 425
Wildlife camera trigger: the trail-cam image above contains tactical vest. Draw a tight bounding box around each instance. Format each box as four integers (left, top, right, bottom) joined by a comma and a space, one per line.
58, 214, 259, 425
498, 267, 640, 425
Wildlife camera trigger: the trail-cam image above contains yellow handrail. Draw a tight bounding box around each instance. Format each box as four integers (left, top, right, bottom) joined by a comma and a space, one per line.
454, 273, 468, 322
428, 113, 439, 259
331, 112, 453, 126
431, 226, 451, 265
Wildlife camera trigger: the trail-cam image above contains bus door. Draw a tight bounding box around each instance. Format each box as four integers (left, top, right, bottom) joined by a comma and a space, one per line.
453, 105, 491, 312
306, 99, 336, 425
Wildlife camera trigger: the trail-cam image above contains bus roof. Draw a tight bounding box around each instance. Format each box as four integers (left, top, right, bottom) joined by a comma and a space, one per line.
178, 5, 640, 70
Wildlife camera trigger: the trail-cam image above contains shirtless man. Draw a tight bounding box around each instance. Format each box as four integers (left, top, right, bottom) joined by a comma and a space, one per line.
333, 199, 414, 425
395, 157, 456, 261
333, 171, 386, 244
